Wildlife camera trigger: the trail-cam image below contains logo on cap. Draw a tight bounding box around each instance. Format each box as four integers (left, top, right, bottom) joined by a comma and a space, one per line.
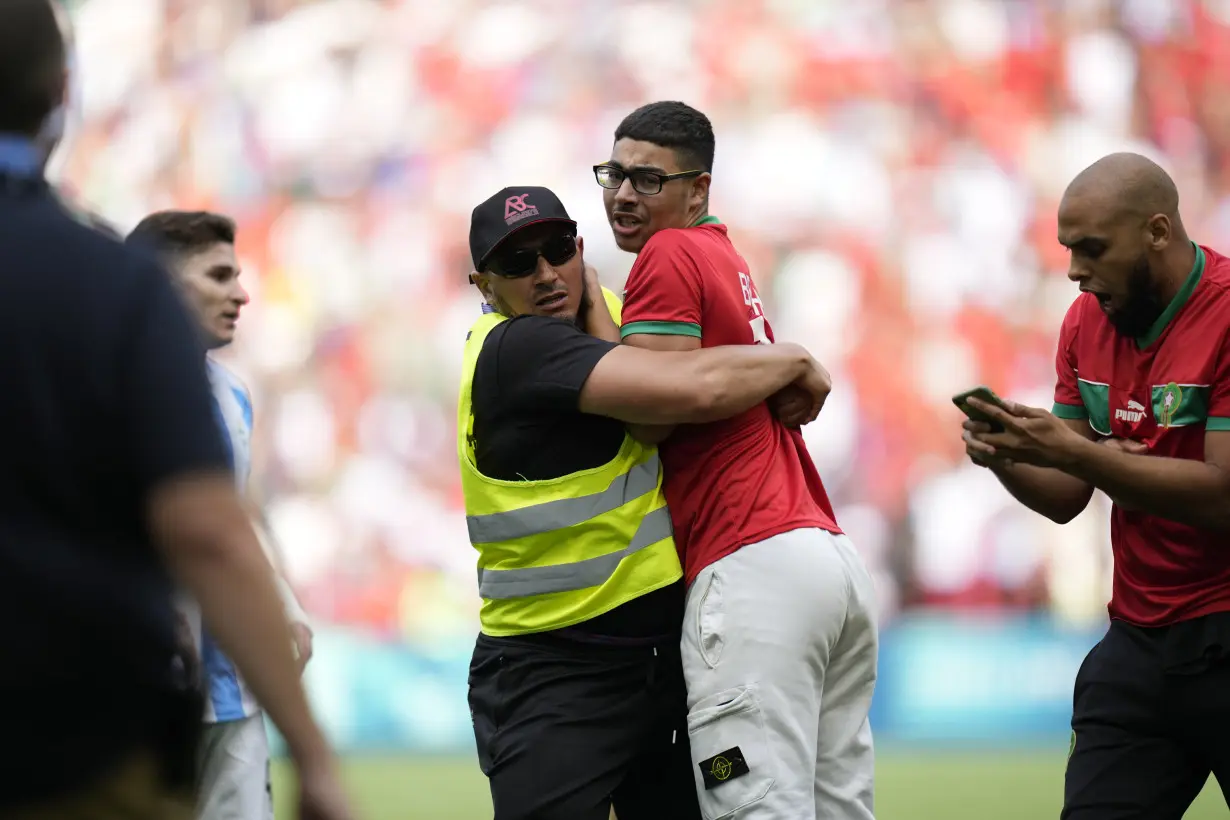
504, 193, 540, 226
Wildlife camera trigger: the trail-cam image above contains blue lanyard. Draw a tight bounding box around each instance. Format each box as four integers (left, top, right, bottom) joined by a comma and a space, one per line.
0, 136, 42, 178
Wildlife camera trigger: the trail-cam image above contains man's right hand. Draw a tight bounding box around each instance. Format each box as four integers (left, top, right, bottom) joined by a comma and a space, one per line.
296, 755, 357, 820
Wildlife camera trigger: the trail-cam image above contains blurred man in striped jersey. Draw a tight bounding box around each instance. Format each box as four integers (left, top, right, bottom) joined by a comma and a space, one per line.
128, 209, 313, 820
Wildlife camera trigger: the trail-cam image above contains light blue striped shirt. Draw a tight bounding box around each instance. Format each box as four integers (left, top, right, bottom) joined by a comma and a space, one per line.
195, 359, 261, 722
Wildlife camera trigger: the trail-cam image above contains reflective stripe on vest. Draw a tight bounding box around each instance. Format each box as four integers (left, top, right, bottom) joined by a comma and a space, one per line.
477, 505, 673, 599
467, 454, 661, 544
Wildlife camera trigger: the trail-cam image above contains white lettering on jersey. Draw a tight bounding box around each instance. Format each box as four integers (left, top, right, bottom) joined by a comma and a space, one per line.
740, 271, 771, 345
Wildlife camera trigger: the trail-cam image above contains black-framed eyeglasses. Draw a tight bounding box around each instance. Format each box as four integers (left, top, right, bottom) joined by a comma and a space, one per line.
593, 164, 704, 196
486, 233, 578, 279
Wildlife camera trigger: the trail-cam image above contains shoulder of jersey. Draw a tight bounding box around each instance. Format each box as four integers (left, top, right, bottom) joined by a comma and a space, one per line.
209, 359, 252, 401
1199, 244, 1230, 300
642, 225, 700, 253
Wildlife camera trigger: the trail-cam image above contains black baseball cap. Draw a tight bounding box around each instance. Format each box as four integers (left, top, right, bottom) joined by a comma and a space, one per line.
469, 186, 577, 272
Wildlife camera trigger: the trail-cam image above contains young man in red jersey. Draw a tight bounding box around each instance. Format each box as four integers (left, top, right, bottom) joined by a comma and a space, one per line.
596, 101, 878, 820
964, 152, 1230, 819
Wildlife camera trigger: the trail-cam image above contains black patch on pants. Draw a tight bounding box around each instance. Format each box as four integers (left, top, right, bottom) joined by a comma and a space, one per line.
699, 746, 750, 790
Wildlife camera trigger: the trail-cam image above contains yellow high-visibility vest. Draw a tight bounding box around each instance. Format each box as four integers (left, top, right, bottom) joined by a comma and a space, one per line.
456, 288, 681, 637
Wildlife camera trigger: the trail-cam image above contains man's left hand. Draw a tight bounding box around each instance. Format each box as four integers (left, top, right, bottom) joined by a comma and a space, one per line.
291, 621, 314, 674
966, 397, 1087, 469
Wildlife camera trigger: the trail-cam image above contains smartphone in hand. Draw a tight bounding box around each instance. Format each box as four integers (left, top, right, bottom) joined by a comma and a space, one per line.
952, 385, 1008, 433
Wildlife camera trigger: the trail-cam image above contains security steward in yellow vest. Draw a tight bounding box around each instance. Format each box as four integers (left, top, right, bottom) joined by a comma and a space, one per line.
460, 187, 833, 820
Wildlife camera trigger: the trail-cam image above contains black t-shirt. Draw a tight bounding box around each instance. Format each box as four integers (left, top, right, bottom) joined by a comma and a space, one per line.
0, 184, 230, 805
471, 315, 683, 642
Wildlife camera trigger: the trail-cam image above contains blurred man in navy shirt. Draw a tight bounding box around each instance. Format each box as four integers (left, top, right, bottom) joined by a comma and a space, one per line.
0, 2, 352, 818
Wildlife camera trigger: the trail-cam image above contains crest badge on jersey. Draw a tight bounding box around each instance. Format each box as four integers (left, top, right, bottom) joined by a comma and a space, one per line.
1159, 382, 1183, 429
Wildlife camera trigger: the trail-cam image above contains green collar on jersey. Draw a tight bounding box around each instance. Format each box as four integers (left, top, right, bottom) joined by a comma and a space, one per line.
1136, 242, 1205, 350
692, 215, 722, 227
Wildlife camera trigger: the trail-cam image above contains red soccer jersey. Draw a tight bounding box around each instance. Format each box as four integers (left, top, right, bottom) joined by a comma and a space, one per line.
1053, 243, 1230, 626
620, 217, 842, 585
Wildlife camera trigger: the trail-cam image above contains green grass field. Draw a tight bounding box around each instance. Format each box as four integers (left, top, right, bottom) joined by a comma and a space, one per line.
272, 751, 1228, 819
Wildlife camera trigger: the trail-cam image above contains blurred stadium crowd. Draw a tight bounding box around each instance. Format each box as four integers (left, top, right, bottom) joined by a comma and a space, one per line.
50, 0, 1230, 649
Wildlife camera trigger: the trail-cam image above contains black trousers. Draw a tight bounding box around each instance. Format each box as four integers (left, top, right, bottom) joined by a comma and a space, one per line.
468, 631, 701, 820
1064, 612, 1230, 819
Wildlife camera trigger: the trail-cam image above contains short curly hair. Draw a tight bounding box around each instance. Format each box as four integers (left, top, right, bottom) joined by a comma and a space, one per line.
614, 101, 715, 173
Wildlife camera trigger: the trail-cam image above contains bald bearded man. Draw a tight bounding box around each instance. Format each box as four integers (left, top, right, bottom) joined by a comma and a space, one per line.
961, 152, 1230, 818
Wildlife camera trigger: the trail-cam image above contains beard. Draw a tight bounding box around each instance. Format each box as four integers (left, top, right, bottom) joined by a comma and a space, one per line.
1106, 254, 1167, 339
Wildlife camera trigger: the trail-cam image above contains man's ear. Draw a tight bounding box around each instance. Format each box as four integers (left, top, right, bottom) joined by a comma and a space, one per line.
470, 271, 493, 302
690, 173, 712, 211
1147, 214, 1172, 251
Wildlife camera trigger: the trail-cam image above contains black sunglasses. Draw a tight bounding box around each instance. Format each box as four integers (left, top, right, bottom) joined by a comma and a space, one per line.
487, 233, 578, 279
593, 164, 704, 196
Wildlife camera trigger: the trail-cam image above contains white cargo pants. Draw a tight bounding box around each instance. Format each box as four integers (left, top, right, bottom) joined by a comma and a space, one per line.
681, 528, 878, 820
